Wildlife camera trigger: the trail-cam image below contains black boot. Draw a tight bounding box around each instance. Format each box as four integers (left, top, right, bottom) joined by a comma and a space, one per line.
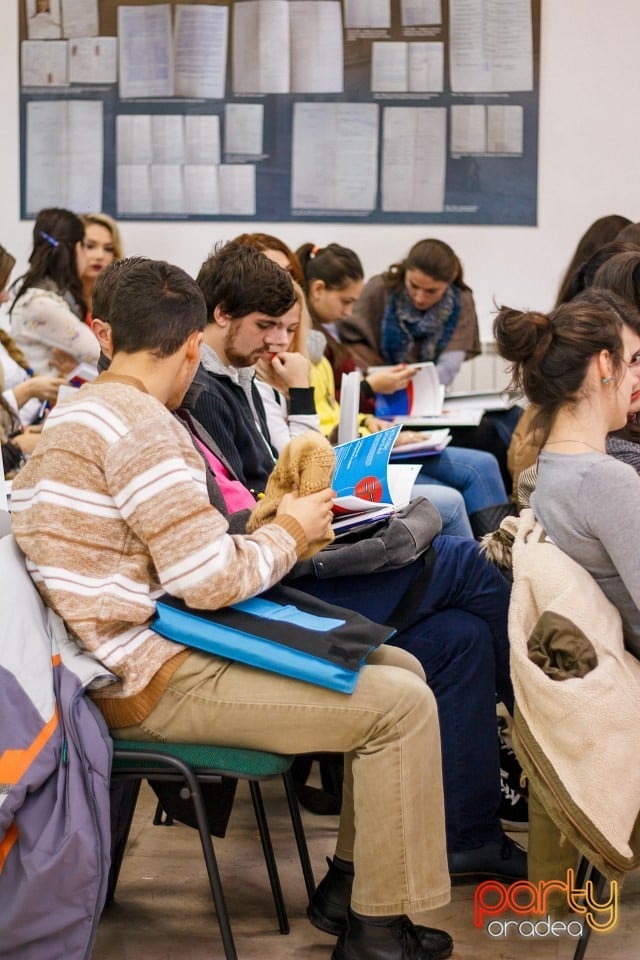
332, 911, 454, 960
469, 502, 518, 540
449, 832, 527, 884
309, 861, 453, 960
307, 857, 354, 936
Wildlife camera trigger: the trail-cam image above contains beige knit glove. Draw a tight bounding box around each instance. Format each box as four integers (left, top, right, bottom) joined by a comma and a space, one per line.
247, 433, 336, 559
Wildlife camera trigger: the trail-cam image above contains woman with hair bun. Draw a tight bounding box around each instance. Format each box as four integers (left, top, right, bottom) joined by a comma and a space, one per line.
10, 208, 99, 376
495, 288, 640, 658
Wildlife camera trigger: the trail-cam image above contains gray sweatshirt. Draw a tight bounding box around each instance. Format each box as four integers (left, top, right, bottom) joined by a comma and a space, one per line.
531, 450, 640, 659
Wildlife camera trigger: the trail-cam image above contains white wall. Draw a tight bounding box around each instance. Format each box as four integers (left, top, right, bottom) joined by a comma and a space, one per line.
2, 2, 639, 339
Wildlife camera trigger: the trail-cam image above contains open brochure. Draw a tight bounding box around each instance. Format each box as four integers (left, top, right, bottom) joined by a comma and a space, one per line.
373, 362, 444, 418
389, 429, 451, 460
332, 425, 422, 531
371, 362, 489, 427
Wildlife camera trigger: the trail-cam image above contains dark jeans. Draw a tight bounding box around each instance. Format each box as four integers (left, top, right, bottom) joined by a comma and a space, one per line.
293, 535, 513, 852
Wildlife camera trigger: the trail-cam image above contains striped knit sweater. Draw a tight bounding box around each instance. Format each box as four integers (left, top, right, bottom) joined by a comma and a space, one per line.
10, 375, 307, 727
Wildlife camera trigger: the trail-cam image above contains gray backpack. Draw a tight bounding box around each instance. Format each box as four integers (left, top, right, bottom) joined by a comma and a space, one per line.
300, 496, 441, 577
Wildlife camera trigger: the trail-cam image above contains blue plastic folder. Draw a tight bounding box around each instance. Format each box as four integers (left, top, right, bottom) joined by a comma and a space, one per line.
153, 585, 394, 693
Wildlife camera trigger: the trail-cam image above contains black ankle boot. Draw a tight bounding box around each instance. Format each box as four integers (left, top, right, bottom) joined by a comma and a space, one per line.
308, 857, 354, 936
332, 911, 454, 960
309, 864, 452, 960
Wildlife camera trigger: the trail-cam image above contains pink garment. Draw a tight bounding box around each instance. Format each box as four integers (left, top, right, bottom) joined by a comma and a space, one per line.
193, 437, 256, 513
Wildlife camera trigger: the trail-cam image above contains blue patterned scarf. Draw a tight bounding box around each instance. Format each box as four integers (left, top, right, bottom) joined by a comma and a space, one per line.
381, 284, 460, 364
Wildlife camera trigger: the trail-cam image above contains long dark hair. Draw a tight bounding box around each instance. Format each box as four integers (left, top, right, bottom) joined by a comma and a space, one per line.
383, 239, 469, 294
555, 214, 631, 307
295, 242, 364, 365
11, 208, 87, 317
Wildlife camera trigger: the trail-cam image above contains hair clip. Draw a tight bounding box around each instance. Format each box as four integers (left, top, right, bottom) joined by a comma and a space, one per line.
310, 245, 320, 258
40, 231, 59, 248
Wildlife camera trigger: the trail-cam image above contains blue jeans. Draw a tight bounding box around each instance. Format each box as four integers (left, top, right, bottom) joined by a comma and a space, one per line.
293, 535, 513, 852
417, 446, 508, 514
413, 481, 473, 538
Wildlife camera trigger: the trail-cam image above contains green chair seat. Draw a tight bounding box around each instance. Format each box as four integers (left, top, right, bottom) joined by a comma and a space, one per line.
112, 739, 294, 778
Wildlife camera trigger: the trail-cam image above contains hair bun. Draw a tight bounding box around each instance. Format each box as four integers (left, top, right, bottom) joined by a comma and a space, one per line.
493, 306, 552, 364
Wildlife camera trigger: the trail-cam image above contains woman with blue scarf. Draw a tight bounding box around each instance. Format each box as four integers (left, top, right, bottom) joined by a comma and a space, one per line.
341, 240, 522, 507
297, 241, 513, 537
341, 238, 480, 383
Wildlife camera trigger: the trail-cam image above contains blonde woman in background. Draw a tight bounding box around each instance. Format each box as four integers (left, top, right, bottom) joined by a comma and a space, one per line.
81, 213, 123, 320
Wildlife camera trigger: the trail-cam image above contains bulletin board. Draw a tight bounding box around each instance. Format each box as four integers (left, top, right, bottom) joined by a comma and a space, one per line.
18, 0, 541, 224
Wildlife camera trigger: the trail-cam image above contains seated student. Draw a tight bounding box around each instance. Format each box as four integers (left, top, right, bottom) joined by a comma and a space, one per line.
494, 288, 640, 660
10, 208, 99, 376
11, 259, 455, 960
554, 213, 631, 306
80, 212, 123, 320
331, 238, 480, 385
507, 244, 640, 499
295, 241, 512, 530
192, 242, 526, 881
252, 278, 324, 452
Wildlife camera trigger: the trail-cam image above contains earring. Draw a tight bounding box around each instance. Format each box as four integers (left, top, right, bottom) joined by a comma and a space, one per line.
602, 376, 616, 384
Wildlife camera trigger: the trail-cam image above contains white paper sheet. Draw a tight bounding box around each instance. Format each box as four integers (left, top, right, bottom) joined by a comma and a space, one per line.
219, 165, 256, 215
26, 100, 103, 214
61, 0, 98, 37
185, 115, 221, 165
21, 40, 68, 86
291, 103, 378, 212
337, 370, 361, 445
152, 115, 185, 164
117, 164, 153, 214
343, 0, 390, 29
449, 0, 533, 93
175, 4, 228, 99
118, 4, 174, 99
450, 104, 486, 153
372, 41, 443, 93
25, 0, 62, 39
372, 43, 408, 93
408, 42, 444, 92
232, 0, 290, 94
401, 0, 442, 25
487, 104, 524, 153
184, 164, 221, 214
69, 37, 117, 84
116, 115, 153, 165
289, 1, 343, 93
151, 164, 185, 213
224, 104, 264, 156
382, 106, 446, 212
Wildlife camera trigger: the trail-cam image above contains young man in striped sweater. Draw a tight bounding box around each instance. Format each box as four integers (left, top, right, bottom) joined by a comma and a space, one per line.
10, 259, 453, 960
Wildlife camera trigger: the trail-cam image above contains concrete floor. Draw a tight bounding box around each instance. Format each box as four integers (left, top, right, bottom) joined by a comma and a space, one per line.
94, 779, 640, 960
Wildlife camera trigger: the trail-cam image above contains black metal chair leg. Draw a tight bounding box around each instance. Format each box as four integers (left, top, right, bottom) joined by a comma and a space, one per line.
113, 750, 238, 960
282, 770, 315, 899
574, 854, 590, 888
249, 781, 290, 934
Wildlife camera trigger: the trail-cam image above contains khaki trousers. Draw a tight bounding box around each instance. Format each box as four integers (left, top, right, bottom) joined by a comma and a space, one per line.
112, 645, 450, 916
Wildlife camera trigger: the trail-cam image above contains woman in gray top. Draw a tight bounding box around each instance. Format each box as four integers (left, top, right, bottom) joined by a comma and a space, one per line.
494, 288, 640, 659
